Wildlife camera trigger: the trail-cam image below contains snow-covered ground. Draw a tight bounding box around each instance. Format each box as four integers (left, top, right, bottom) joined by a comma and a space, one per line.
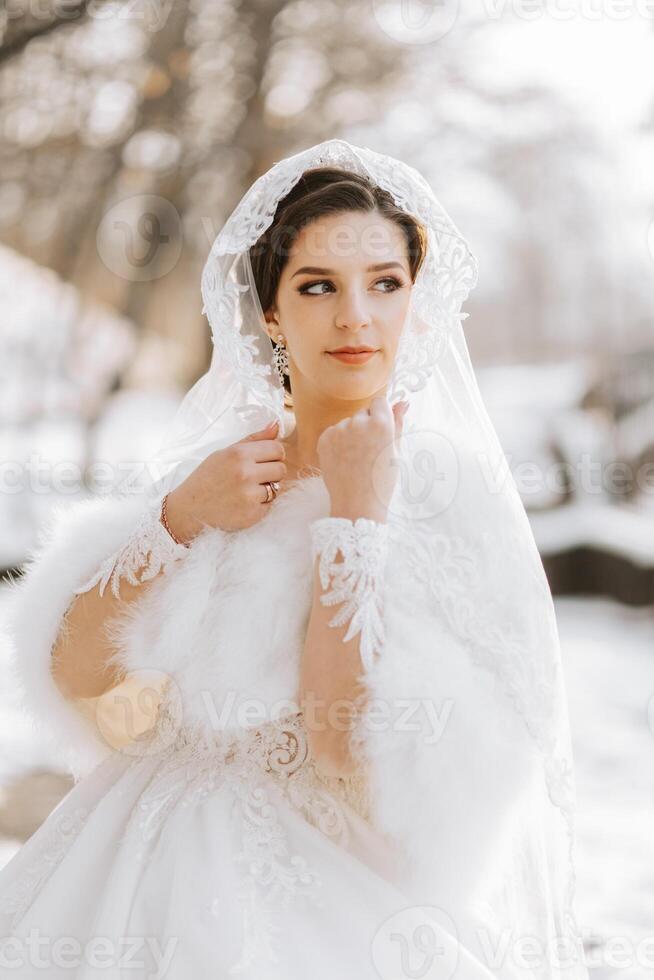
0, 589, 652, 974
557, 596, 654, 977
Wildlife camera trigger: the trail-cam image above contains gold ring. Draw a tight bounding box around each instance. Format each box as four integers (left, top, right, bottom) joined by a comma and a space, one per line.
264, 482, 274, 503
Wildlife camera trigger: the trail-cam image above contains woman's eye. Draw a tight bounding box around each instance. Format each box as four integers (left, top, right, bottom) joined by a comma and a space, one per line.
374, 276, 403, 292
298, 280, 333, 296
298, 276, 403, 296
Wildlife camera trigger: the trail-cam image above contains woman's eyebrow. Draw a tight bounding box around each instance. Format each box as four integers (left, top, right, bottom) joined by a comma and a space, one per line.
291, 261, 406, 279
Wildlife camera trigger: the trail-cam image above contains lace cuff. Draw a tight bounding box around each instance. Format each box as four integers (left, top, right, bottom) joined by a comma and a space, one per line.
73, 497, 191, 600
309, 516, 389, 672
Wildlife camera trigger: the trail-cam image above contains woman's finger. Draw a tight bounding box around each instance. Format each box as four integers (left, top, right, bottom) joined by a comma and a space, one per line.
245, 437, 286, 463
254, 459, 287, 484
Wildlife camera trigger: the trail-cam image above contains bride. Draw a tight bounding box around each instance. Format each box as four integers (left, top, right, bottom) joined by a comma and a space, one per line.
0, 139, 588, 980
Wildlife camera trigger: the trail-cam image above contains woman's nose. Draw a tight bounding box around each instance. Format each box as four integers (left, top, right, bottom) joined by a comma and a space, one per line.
335, 289, 370, 330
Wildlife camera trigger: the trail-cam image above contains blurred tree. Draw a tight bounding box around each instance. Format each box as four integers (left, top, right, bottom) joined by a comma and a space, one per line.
0, 0, 432, 388
0, 0, 91, 63
1, 2, 653, 388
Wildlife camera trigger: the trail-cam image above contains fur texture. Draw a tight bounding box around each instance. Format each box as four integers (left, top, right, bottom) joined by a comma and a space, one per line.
103, 476, 328, 732
4, 492, 154, 780
5, 475, 535, 920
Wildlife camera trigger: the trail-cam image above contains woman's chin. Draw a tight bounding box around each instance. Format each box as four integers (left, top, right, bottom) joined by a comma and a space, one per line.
320, 380, 387, 404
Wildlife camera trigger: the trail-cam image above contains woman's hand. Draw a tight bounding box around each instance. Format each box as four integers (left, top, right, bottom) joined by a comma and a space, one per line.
317, 396, 409, 524
165, 419, 287, 541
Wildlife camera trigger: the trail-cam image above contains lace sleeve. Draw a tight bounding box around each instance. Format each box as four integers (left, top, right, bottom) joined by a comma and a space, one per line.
309, 516, 389, 673
73, 496, 191, 601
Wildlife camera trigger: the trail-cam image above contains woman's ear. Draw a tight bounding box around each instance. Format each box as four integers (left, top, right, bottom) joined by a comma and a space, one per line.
263, 305, 279, 339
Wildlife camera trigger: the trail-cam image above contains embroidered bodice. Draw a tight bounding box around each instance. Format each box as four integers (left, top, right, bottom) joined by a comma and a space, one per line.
134, 699, 373, 836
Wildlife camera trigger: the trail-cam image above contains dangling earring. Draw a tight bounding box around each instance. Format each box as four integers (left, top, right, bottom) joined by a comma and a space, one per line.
272, 333, 289, 384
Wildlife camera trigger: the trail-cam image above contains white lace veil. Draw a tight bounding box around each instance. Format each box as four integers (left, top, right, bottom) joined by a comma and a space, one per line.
143, 139, 587, 980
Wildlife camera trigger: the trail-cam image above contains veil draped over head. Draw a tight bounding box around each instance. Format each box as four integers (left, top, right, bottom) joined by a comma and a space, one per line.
144, 139, 587, 980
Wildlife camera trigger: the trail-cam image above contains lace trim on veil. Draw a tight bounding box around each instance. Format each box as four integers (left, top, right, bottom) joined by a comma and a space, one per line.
199, 139, 479, 420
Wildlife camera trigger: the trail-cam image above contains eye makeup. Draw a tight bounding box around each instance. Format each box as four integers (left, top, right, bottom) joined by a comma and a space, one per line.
297, 276, 405, 296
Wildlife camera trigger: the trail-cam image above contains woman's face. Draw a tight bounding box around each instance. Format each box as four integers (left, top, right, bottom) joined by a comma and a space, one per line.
264, 209, 413, 403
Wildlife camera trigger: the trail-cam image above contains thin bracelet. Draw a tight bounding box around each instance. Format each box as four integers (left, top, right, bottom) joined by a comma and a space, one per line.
160, 492, 191, 549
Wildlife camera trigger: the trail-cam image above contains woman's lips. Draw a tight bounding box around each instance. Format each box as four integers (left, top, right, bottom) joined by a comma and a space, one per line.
327, 350, 378, 364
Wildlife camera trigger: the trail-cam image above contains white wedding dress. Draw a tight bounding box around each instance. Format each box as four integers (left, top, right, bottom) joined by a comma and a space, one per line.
0, 475, 504, 980
0, 136, 588, 980
0, 705, 427, 978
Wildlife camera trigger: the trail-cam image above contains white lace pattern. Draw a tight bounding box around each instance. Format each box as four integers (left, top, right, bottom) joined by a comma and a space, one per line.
309, 516, 389, 672
73, 498, 190, 600
122, 705, 371, 974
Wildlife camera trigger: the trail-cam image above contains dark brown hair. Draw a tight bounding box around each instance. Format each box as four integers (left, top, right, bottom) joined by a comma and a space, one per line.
248, 166, 428, 400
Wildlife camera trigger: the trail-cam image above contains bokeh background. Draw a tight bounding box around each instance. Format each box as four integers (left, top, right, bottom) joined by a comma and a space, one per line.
1, 1, 653, 975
